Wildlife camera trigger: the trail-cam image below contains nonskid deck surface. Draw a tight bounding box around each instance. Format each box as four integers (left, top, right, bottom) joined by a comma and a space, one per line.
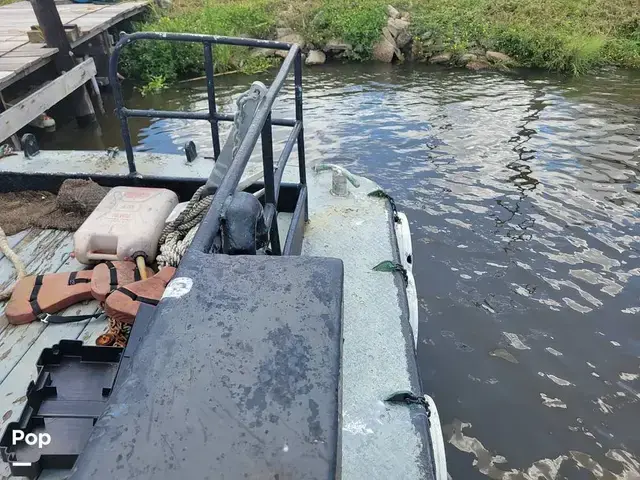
303, 172, 432, 479
0, 152, 430, 479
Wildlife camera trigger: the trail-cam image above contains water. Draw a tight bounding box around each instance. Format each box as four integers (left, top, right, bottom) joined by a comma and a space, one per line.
43, 63, 640, 479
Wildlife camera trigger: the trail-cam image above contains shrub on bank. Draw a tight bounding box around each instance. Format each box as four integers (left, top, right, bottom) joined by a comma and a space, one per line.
121, 0, 640, 86
301, 0, 388, 60
120, 1, 277, 84
411, 0, 640, 74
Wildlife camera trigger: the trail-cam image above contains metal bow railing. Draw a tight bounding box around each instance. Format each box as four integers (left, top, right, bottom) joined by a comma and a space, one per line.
109, 32, 308, 255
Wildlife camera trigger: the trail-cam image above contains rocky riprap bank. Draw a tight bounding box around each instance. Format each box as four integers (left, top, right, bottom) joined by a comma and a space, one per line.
255, 4, 515, 71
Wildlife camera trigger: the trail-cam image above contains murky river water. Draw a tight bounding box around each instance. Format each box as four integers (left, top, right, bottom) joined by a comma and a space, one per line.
43, 63, 640, 479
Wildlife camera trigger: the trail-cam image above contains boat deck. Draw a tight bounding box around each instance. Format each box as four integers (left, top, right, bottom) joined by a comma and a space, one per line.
0, 149, 266, 479
0, 229, 107, 479
0, 150, 430, 479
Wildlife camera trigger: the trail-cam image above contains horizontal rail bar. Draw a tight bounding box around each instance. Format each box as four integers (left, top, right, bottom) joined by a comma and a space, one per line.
124, 109, 209, 120
273, 121, 301, 202
122, 108, 296, 127
190, 45, 300, 254
117, 31, 295, 50
216, 113, 295, 127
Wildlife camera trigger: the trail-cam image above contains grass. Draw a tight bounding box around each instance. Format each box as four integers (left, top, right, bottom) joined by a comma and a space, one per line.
410, 0, 640, 74
120, 0, 278, 84
294, 0, 389, 60
120, 0, 640, 85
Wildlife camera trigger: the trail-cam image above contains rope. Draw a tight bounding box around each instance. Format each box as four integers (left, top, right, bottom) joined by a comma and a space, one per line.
156, 81, 268, 268
156, 185, 212, 267
0, 144, 15, 159
109, 317, 131, 347
0, 226, 27, 302
96, 317, 132, 347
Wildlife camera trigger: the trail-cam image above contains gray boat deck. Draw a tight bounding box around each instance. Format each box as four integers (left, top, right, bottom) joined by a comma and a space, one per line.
0, 149, 288, 479
0, 150, 430, 479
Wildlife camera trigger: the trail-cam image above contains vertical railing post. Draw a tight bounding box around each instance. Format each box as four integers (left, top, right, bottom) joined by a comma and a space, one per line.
29, 0, 96, 126
293, 49, 308, 221
108, 38, 136, 174
261, 113, 281, 255
203, 43, 221, 159
119, 116, 137, 175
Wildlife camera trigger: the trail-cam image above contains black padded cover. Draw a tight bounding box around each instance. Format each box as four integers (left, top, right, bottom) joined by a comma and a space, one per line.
70, 253, 344, 479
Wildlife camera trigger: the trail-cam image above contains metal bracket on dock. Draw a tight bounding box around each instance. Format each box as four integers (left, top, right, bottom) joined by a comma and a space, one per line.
21, 134, 39, 158
184, 141, 197, 163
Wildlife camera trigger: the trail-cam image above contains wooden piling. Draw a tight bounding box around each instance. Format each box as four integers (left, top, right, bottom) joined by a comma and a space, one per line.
28, 0, 96, 125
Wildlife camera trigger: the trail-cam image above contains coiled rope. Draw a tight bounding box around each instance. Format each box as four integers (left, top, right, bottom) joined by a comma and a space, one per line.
0, 226, 27, 301
156, 185, 212, 267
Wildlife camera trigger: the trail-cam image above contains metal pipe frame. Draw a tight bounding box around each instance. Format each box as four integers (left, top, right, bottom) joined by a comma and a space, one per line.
109, 32, 308, 255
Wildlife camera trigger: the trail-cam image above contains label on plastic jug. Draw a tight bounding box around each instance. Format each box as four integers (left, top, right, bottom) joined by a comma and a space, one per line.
122, 188, 157, 200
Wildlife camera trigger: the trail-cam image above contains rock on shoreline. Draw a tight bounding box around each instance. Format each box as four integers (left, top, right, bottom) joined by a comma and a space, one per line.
262, 4, 515, 71
305, 50, 326, 66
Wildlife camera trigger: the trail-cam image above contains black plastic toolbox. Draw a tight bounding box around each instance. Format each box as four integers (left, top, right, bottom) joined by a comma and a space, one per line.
0, 340, 123, 478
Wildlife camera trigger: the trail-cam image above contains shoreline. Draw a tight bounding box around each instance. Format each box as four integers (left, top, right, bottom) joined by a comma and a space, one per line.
121, 0, 640, 88
259, 5, 518, 73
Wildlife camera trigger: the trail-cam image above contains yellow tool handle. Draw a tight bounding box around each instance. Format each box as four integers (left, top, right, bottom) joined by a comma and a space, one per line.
135, 255, 148, 280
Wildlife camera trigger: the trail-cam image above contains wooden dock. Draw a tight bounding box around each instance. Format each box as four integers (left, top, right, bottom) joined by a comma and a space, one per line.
0, 0, 149, 145
0, 1, 147, 91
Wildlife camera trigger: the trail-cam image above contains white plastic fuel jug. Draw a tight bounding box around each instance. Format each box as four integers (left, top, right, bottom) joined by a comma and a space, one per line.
74, 187, 179, 265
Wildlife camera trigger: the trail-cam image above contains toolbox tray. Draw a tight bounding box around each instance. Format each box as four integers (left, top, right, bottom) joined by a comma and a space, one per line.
0, 340, 123, 479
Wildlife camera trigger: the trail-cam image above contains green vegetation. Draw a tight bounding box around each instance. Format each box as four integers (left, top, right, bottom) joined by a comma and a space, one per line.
295, 0, 389, 60
121, 0, 640, 86
120, 0, 278, 85
137, 74, 168, 96
410, 0, 640, 74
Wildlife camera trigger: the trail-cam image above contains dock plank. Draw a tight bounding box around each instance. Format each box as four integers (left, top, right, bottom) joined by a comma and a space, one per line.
0, 232, 95, 384
0, 230, 68, 300
0, 42, 26, 55
2, 44, 56, 58
0, 230, 30, 263
70, 1, 148, 45
0, 230, 78, 348
0, 58, 96, 141
0, 56, 48, 70
0, 53, 55, 91
77, 313, 109, 344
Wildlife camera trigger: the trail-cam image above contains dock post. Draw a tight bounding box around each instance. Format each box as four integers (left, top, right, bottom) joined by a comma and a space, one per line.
28, 0, 96, 126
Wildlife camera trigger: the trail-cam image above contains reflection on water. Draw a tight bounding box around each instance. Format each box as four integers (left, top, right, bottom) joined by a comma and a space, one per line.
43, 63, 640, 479
447, 419, 640, 479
